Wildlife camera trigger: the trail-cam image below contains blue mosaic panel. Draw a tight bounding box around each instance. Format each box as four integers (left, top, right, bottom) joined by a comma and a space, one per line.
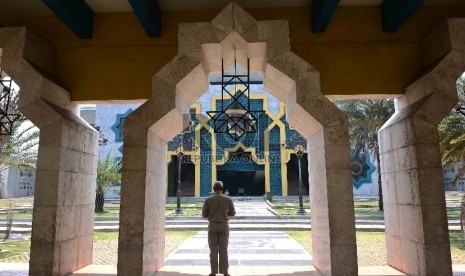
111, 109, 133, 142
168, 108, 200, 151
281, 116, 307, 149
214, 94, 270, 160
199, 127, 212, 196
269, 125, 282, 196
351, 150, 376, 189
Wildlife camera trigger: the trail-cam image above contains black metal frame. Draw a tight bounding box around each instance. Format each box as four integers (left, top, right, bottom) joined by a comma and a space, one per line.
0, 70, 21, 136
206, 59, 265, 141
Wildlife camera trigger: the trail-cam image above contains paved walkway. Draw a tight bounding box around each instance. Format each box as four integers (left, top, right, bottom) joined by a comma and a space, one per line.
164, 231, 312, 267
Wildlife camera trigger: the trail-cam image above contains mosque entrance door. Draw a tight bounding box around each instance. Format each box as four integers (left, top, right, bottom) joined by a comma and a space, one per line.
217, 152, 265, 196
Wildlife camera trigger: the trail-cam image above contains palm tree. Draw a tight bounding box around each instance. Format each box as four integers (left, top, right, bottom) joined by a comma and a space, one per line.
438, 72, 465, 236
439, 112, 465, 176
0, 120, 39, 241
95, 152, 121, 212
0, 122, 39, 171
334, 99, 395, 211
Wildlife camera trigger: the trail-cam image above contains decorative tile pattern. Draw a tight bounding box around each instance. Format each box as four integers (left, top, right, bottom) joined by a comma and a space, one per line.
200, 128, 212, 196
111, 109, 133, 142
269, 125, 282, 196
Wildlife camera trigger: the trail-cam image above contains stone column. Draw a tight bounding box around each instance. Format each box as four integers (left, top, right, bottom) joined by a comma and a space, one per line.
379, 93, 453, 275
0, 27, 98, 275
29, 102, 98, 275
271, 48, 358, 274
308, 124, 358, 275
378, 18, 465, 276
117, 121, 168, 275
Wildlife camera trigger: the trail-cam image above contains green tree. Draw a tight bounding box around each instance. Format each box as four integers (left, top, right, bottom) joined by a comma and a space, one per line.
438, 111, 465, 179
334, 99, 395, 211
95, 152, 121, 212
438, 73, 465, 184
438, 72, 465, 236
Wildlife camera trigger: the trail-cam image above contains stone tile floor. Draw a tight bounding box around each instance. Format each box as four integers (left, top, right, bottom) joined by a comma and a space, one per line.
164, 231, 311, 267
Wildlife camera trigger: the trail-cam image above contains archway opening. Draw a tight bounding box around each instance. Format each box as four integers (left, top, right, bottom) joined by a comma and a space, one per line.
118, 6, 356, 275
332, 96, 395, 268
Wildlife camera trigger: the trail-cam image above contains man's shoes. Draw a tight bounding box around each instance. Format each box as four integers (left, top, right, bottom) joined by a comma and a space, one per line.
208, 274, 215, 276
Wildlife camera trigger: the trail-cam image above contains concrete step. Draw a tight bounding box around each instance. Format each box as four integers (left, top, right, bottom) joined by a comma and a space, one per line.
1, 222, 463, 234
1, 218, 462, 229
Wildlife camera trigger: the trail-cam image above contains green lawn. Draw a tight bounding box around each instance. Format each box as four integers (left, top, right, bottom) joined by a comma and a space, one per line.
0, 230, 198, 262
287, 231, 465, 265
0, 239, 30, 260
165, 207, 202, 217
0, 198, 33, 208
94, 209, 120, 219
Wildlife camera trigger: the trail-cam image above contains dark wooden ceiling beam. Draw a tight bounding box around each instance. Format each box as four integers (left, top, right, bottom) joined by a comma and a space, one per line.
127, 0, 162, 37
381, 0, 425, 32
41, 0, 94, 39
311, 0, 341, 32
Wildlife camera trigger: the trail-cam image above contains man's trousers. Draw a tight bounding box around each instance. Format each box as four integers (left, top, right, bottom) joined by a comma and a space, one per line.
208, 222, 230, 275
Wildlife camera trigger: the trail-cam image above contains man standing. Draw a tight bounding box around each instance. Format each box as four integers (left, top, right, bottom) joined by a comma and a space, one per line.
202, 181, 236, 276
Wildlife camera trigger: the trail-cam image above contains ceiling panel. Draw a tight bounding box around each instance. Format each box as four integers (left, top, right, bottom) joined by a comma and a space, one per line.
0, 0, 460, 20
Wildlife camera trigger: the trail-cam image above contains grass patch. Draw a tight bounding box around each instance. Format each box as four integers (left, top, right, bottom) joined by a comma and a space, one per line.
272, 207, 310, 216
0, 212, 33, 220
449, 232, 465, 264
353, 200, 379, 208
354, 208, 384, 219
287, 231, 465, 266
286, 231, 312, 253
448, 209, 461, 218
165, 208, 202, 217
166, 202, 203, 208
0, 239, 30, 261
94, 209, 120, 219
93, 232, 119, 241
0, 198, 33, 208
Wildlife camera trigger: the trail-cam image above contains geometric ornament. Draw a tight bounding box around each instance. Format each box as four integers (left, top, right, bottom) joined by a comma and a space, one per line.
207, 60, 265, 142
351, 150, 376, 189
111, 108, 133, 142
0, 72, 21, 136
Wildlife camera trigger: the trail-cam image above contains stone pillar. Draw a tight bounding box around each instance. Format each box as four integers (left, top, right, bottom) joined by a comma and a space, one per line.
308, 125, 358, 275
29, 103, 98, 275
379, 94, 453, 275
378, 18, 465, 276
117, 123, 167, 275
0, 27, 98, 276
271, 48, 358, 274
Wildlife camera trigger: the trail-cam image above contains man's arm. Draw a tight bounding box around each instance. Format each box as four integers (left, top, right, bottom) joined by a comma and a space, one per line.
228, 199, 236, 217
202, 200, 209, 219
